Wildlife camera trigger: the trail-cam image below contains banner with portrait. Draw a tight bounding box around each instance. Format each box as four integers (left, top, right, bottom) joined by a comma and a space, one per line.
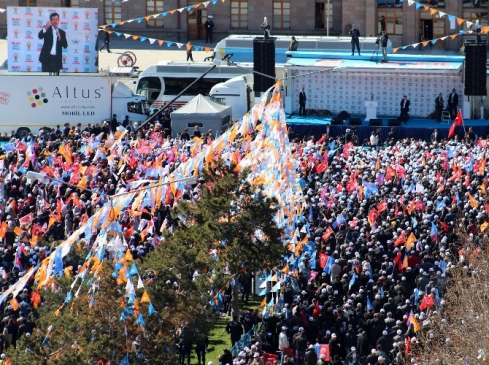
7, 7, 99, 73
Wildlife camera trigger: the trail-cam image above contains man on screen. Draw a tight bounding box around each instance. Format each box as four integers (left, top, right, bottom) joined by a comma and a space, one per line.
38, 12, 68, 75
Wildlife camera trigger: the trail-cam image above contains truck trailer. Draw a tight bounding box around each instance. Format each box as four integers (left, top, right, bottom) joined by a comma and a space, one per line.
0, 74, 148, 137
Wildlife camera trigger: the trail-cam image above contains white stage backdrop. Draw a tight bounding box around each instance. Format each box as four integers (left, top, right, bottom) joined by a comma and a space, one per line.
290, 70, 464, 118
7, 7, 98, 73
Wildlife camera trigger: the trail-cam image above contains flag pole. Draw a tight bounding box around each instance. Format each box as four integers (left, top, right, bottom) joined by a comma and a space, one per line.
461, 108, 467, 135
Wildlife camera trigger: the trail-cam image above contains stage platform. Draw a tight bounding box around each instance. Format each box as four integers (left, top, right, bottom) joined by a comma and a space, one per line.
286, 114, 489, 142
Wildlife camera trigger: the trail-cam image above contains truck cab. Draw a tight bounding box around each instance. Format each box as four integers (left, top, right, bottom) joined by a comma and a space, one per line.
111, 81, 150, 123
209, 75, 255, 121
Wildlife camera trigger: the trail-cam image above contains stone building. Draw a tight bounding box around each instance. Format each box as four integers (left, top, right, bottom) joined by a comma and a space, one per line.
0, 0, 487, 50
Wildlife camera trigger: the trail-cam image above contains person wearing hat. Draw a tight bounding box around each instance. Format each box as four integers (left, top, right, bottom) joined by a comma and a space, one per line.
375, 355, 386, 365
292, 329, 307, 365
304, 344, 317, 365
346, 346, 360, 365
317, 353, 328, 365
278, 326, 290, 363
365, 348, 378, 365
250, 352, 263, 365
329, 333, 341, 360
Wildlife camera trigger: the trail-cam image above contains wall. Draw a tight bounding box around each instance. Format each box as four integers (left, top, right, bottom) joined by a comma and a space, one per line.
290, 68, 464, 117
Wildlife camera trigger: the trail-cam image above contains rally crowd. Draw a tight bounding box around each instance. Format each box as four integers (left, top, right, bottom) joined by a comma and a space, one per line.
0, 111, 482, 365
216, 126, 485, 365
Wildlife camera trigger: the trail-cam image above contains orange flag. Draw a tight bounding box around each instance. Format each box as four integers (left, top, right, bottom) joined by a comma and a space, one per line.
141, 290, 151, 303
9, 297, 19, 311
405, 232, 416, 250
469, 194, 479, 208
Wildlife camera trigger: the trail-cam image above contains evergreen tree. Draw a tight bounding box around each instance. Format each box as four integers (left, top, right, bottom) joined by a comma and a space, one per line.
144, 161, 285, 317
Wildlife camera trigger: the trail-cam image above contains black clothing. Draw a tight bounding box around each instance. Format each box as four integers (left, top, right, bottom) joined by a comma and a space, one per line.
448, 91, 459, 119
350, 28, 361, 55
435, 96, 444, 122
299, 91, 307, 116
38, 26, 68, 74
205, 20, 214, 43
399, 98, 410, 124
99, 31, 111, 52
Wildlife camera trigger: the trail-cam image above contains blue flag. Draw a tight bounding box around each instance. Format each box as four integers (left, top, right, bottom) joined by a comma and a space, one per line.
120, 354, 130, 365
366, 297, 373, 311
324, 257, 335, 274
349, 274, 357, 289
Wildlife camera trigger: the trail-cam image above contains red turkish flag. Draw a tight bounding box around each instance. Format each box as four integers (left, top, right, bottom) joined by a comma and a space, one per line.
319, 253, 328, 269
394, 232, 407, 247
322, 227, 334, 242
318, 345, 330, 362
368, 208, 379, 226
448, 110, 464, 138
377, 199, 388, 213
419, 294, 435, 311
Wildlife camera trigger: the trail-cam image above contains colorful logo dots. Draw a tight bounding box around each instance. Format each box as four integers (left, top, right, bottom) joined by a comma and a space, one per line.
27, 87, 48, 108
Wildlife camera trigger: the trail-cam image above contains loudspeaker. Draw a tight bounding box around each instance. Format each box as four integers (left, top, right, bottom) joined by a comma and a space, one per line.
464, 42, 487, 96
349, 118, 362, 125
331, 119, 343, 125
336, 110, 350, 121
388, 119, 401, 126
369, 119, 382, 126
253, 38, 276, 92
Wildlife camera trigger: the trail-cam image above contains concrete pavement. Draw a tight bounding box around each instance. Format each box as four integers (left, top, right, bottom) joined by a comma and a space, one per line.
0, 37, 219, 74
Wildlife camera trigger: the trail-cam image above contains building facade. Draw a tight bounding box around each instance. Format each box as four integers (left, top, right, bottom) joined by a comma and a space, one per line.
0, 0, 487, 50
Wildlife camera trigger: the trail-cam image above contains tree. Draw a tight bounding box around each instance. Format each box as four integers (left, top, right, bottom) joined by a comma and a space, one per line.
408, 238, 489, 364
151, 161, 285, 317
7, 246, 212, 365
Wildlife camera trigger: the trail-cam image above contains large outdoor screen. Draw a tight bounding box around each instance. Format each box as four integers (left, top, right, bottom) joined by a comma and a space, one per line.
7, 6, 99, 73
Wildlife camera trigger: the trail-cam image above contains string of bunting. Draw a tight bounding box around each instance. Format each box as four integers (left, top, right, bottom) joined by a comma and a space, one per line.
101, 29, 214, 52
1, 82, 303, 353
392, 0, 486, 53
100, 0, 223, 29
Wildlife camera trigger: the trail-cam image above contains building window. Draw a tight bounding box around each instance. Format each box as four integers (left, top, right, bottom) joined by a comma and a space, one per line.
377, 0, 402, 9
315, 0, 333, 30
273, 0, 291, 30
19, 0, 36, 5
146, 0, 164, 27
105, 0, 122, 24
231, 0, 248, 29
463, 11, 489, 30
377, 10, 403, 35
419, 10, 446, 42
419, 0, 445, 8
464, 0, 489, 7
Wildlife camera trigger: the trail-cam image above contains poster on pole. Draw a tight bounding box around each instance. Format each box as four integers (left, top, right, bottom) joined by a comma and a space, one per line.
7, 7, 99, 73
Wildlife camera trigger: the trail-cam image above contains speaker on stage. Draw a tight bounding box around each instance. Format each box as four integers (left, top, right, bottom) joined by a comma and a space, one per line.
387, 119, 401, 126
369, 119, 382, 126
464, 42, 487, 96
349, 118, 362, 125
253, 38, 276, 92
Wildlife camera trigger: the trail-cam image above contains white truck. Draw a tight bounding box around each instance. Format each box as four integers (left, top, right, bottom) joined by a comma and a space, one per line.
0, 74, 149, 137
209, 75, 255, 121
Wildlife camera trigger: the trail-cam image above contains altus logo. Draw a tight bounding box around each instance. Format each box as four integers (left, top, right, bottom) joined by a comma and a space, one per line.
27, 87, 48, 108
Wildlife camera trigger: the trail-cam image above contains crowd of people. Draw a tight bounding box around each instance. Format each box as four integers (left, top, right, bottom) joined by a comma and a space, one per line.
0, 98, 483, 365
216, 126, 486, 365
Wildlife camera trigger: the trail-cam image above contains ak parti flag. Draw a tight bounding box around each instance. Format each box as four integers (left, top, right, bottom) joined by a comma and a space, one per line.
448, 109, 464, 138
405, 232, 416, 250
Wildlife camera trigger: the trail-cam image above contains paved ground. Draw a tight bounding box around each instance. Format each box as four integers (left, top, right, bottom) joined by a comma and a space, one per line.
0, 37, 219, 73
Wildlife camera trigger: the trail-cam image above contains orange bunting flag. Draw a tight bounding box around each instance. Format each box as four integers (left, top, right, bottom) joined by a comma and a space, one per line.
141, 290, 151, 303
411, 316, 421, 332
260, 296, 267, 307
